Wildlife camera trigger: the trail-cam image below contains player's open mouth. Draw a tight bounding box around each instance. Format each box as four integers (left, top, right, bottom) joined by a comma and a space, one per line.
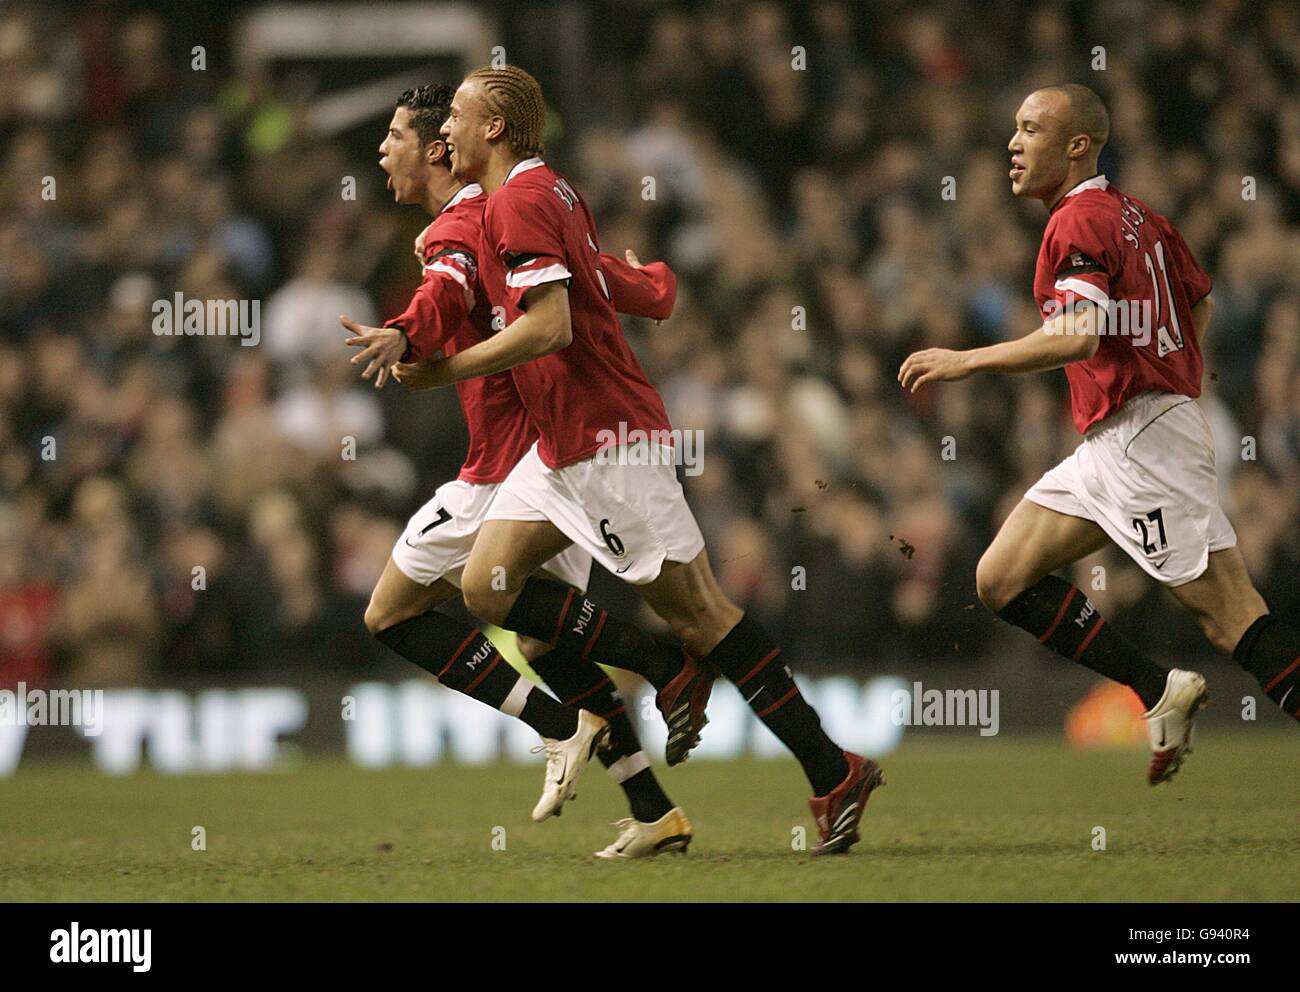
1010, 161, 1025, 180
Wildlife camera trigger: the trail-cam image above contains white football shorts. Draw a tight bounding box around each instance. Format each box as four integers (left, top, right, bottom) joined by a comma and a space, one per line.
485, 440, 706, 585
392, 478, 593, 591
1025, 391, 1237, 586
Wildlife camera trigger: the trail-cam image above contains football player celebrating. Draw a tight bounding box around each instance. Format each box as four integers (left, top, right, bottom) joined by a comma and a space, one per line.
402, 65, 884, 856
344, 85, 691, 857
900, 84, 1299, 784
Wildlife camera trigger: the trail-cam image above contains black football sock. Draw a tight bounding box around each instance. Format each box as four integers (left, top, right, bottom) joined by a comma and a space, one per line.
996, 575, 1169, 709
374, 612, 578, 740
1233, 614, 1300, 721
705, 614, 848, 796
503, 577, 681, 689
529, 649, 674, 822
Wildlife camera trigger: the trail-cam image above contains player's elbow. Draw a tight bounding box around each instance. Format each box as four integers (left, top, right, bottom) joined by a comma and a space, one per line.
540, 318, 572, 353
1049, 327, 1099, 364
513, 314, 570, 360
1059, 304, 1102, 362
1071, 331, 1101, 361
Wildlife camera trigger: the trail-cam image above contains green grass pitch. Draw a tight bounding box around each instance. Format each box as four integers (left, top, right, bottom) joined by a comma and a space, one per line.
2, 732, 1295, 901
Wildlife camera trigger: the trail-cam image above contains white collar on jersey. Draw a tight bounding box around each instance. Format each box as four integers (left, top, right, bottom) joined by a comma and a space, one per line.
441, 183, 483, 214
504, 157, 545, 185
1063, 174, 1109, 198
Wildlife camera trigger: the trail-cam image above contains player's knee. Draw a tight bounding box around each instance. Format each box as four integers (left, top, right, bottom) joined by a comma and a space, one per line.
364, 600, 396, 636
365, 594, 423, 636
1193, 611, 1241, 656
666, 601, 742, 656
1177, 589, 1258, 655
461, 578, 511, 628
975, 554, 1016, 612
1204, 624, 1235, 655
515, 634, 551, 663
665, 616, 706, 654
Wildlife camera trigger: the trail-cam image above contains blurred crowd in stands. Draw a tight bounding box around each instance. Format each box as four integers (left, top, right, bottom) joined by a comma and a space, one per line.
1, 0, 1297, 687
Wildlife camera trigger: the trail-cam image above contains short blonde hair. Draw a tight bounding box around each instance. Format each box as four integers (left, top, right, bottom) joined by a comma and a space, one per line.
466, 64, 546, 157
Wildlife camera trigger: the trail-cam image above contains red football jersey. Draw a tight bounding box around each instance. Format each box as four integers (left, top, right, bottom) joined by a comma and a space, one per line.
1033, 175, 1212, 433
480, 158, 673, 469
384, 180, 680, 482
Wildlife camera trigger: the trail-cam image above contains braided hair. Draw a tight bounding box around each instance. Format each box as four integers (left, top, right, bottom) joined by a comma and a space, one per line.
465, 64, 546, 158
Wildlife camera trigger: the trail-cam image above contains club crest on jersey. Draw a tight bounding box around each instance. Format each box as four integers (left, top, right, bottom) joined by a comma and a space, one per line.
425, 247, 477, 280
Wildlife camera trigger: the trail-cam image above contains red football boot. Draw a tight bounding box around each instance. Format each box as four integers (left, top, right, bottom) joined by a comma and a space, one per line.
655, 649, 716, 765
809, 752, 886, 855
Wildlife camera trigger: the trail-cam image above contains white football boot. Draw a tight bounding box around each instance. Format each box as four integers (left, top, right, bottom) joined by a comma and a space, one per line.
1142, 668, 1209, 785
531, 710, 611, 822
595, 807, 693, 859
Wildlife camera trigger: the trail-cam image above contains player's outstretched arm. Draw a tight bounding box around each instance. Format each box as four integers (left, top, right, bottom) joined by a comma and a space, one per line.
343, 246, 478, 388
899, 303, 1102, 392
409, 281, 573, 389
600, 249, 677, 323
